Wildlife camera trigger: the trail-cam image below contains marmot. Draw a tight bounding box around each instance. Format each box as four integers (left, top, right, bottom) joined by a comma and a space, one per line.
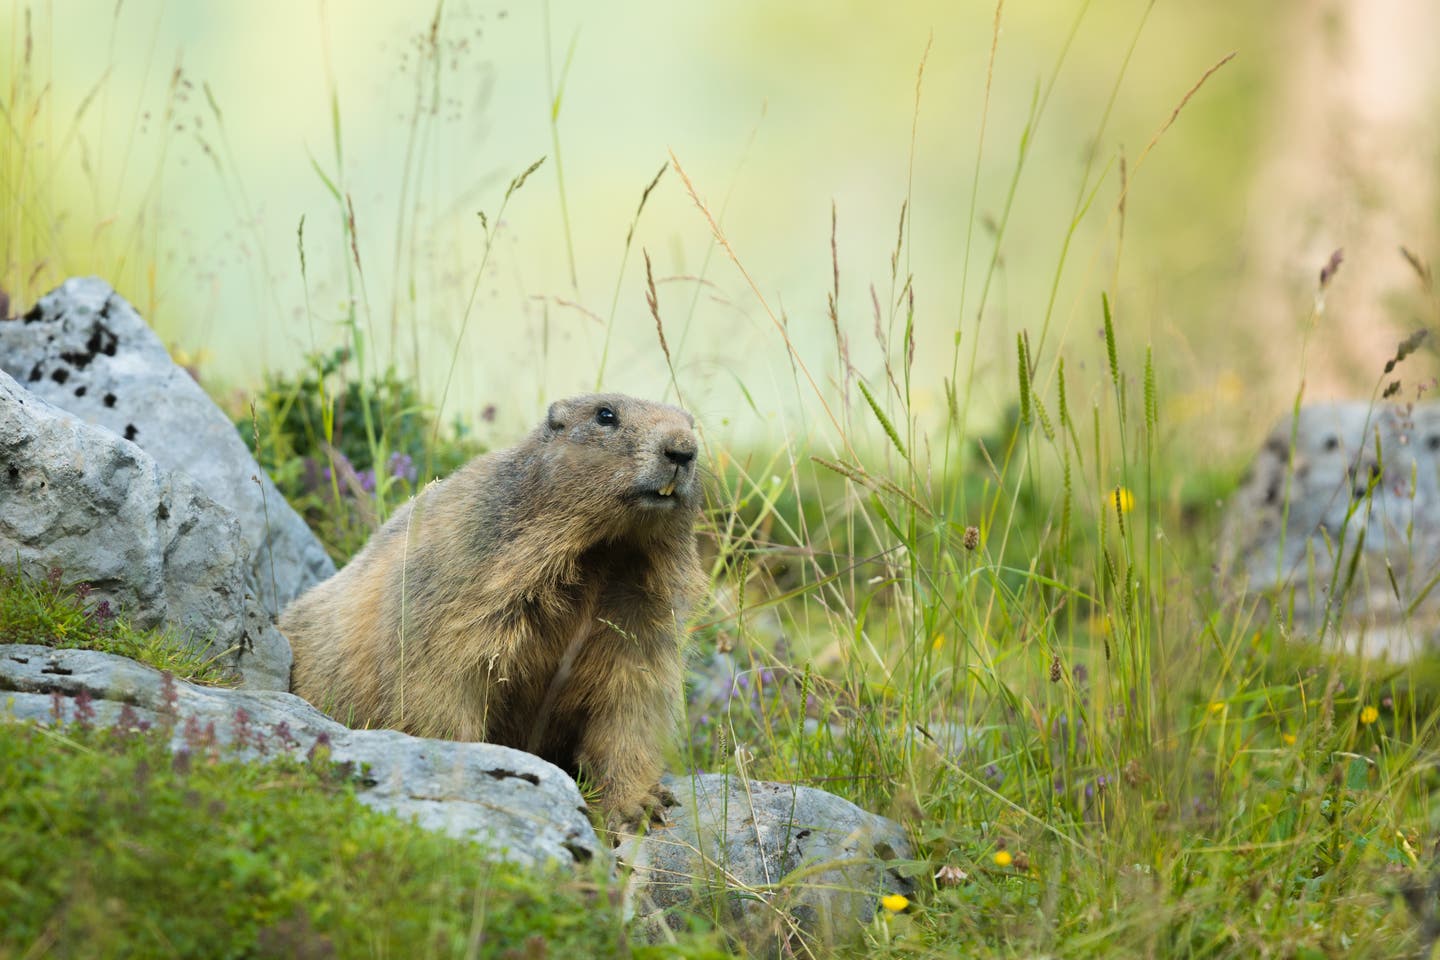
280, 393, 704, 828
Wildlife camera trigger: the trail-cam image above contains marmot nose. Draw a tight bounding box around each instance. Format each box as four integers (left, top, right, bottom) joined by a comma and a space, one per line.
664, 443, 696, 468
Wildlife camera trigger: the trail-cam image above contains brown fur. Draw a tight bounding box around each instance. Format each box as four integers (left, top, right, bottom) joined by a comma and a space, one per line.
280, 394, 704, 828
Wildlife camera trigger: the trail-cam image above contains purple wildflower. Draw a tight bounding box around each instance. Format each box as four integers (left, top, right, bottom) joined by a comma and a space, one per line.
114, 703, 149, 737
233, 707, 256, 752
272, 721, 299, 748
159, 671, 179, 719
308, 731, 333, 763
388, 451, 417, 483
88, 600, 115, 628
74, 689, 95, 729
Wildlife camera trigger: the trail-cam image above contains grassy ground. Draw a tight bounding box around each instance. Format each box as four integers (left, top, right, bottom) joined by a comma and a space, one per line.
6, 4, 1440, 957
0, 570, 731, 959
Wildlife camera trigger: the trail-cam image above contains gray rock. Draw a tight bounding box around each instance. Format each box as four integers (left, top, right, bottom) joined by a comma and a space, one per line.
625, 771, 914, 955
0, 277, 334, 615
0, 644, 603, 870
0, 371, 289, 688
2, 640, 914, 941
1220, 402, 1440, 659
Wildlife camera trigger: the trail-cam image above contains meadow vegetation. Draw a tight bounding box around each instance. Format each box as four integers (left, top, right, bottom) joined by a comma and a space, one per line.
4, 3, 1440, 957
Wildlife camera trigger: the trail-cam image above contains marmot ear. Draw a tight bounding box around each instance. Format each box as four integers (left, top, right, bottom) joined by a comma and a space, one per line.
546, 401, 565, 432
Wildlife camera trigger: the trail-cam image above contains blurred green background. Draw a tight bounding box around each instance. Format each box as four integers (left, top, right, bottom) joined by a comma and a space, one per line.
3, 1, 1435, 450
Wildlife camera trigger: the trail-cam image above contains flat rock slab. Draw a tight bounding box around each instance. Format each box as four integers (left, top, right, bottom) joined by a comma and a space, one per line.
0, 645, 603, 871
1220, 402, 1440, 659
2, 644, 914, 948
0, 277, 335, 615
625, 771, 914, 955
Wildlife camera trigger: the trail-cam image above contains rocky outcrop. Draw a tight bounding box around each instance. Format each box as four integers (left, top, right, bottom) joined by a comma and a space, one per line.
2, 642, 915, 949
1, 275, 915, 949
0, 371, 290, 688
627, 772, 914, 954
1220, 402, 1440, 659
0, 644, 602, 870
0, 277, 334, 616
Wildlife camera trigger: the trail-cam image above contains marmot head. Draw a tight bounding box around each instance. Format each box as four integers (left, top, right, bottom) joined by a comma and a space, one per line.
534, 393, 701, 527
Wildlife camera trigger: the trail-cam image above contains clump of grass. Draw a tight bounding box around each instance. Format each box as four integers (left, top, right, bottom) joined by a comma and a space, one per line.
0, 710, 730, 958
237, 346, 484, 562
0, 565, 229, 684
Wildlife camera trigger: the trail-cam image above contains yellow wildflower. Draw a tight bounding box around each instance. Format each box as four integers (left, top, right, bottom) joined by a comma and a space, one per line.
1207, 701, 1226, 715
1109, 486, 1136, 514
993, 850, 1013, 868
879, 893, 909, 913
1282, 733, 1296, 746
1360, 705, 1379, 725
932, 634, 945, 652
169, 345, 211, 371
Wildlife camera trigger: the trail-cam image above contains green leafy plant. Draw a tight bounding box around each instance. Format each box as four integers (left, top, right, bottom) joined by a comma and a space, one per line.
237, 346, 484, 562
0, 565, 228, 684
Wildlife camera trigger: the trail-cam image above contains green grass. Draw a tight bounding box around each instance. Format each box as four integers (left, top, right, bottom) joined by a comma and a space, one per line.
0, 565, 230, 685
0, 717, 729, 959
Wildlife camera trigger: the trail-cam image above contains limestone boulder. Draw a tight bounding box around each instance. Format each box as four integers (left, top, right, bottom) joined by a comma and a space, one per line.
0, 371, 290, 688
626, 771, 914, 955
0, 277, 334, 615
1220, 402, 1440, 658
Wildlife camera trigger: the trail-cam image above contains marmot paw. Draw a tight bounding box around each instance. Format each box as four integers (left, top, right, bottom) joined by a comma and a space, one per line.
605, 783, 680, 834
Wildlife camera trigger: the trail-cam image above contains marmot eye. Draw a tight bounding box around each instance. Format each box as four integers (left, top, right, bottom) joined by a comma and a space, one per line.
596, 406, 618, 427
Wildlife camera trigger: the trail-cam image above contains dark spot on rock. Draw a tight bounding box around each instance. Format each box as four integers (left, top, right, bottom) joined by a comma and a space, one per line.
485, 768, 541, 786
9, 655, 29, 664
1428, 435, 1440, 452
562, 838, 594, 864
22, 303, 44, 323
103, 393, 117, 408
124, 424, 138, 442
99, 296, 115, 320
1264, 480, 1279, 505
27, 363, 42, 383
796, 829, 812, 840
157, 503, 169, 521
87, 322, 119, 358
59, 349, 94, 370
1323, 435, 1339, 451
5, 466, 17, 482
40, 665, 73, 676
73, 386, 86, 397
1264, 436, 1286, 457
50, 368, 69, 385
